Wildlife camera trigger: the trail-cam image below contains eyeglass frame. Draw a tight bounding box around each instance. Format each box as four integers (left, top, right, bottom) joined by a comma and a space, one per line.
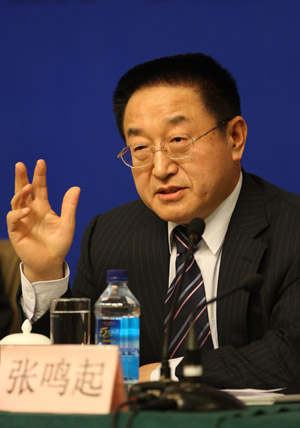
117, 117, 232, 168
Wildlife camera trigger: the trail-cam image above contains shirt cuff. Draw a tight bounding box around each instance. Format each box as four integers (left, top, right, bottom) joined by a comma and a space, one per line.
150, 357, 182, 381
20, 262, 69, 322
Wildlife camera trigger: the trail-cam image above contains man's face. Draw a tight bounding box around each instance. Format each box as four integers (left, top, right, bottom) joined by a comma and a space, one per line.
123, 85, 245, 224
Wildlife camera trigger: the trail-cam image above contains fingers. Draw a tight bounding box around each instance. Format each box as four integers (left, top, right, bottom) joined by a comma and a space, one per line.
60, 187, 81, 225
14, 159, 48, 203
7, 207, 30, 233
10, 183, 33, 210
31, 159, 49, 201
15, 162, 30, 195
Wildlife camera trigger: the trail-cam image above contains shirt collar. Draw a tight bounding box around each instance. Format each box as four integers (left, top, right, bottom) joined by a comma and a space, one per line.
168, 172, 243, 255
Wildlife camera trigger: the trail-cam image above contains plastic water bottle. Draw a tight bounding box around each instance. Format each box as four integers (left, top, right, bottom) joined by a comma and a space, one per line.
94, 269, 141, 384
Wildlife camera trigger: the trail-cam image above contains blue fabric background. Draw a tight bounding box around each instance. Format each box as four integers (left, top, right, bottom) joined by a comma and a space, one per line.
1, 0, 299, 280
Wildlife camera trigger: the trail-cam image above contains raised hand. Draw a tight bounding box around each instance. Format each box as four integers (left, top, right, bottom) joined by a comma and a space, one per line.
7, 159, 81, 283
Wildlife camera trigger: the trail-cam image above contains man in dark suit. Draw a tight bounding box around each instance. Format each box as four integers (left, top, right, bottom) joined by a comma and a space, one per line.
7, 54, 300, 392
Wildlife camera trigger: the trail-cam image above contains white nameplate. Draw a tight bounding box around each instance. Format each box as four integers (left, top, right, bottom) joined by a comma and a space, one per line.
0, 344, 126, 414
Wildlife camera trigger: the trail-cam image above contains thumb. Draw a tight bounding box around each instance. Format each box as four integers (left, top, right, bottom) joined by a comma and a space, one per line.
60, 186, 81, 224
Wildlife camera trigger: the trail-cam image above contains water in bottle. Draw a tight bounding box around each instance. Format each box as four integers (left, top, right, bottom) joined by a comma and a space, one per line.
94, 269, 141, 384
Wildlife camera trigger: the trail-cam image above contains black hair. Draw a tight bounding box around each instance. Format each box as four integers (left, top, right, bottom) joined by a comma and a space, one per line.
113, 53, 241, 141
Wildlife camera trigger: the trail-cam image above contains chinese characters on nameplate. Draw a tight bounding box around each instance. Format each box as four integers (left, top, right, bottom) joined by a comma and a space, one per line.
0, 345, 126, 414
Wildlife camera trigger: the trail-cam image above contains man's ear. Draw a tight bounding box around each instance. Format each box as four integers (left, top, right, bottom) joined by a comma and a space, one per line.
227, 116, 247, 161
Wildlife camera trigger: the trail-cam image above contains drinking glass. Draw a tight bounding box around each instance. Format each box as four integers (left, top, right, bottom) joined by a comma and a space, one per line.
50, 298, 91, 344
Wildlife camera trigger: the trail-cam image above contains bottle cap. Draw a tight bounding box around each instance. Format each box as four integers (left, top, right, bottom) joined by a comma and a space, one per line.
107, 269, 128, 282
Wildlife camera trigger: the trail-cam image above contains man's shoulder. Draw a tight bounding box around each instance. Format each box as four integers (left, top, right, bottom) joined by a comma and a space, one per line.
231, 172, 300, 235
244, 172, 300, 209
84, 199, 164, 237
99, 199, 158, 222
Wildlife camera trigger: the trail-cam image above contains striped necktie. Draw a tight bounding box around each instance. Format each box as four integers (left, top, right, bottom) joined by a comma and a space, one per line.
164, 225, 213, 358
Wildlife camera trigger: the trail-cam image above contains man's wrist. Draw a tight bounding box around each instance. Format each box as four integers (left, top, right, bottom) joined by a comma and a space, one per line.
20, 262, 70, 322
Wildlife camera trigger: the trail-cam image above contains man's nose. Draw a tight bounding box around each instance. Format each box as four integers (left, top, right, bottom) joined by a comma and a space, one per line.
151, 147, 178, 178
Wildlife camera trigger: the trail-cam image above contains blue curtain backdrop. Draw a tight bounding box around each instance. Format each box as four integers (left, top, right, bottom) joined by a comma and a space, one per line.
1, 0, 300, 282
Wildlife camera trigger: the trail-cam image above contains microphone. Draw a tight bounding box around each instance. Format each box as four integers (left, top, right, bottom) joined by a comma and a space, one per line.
187, 217, 205, 249
240, 274, 263, 293
129, 219, 264, 411
160, 218, 205, 380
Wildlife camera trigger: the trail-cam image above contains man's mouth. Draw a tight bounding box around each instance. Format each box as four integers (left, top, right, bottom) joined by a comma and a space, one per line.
160, 187, 180, 194
156, 186, 185, 196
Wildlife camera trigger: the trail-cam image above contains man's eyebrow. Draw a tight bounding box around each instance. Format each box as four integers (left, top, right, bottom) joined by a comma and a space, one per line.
164, 115, 190, 125
126, 115, 190, 137
127, 127, 144, 137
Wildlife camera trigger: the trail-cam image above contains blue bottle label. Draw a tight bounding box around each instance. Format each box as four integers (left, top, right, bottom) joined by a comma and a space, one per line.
96, 317, 139, 381
97, 319, 120, 345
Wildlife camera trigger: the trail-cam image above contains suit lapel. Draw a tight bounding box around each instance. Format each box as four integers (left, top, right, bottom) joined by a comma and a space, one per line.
217, 173, 269, 347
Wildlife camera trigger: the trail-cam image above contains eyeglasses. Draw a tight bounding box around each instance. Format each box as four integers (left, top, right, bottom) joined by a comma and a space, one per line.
117, 118, 231, 168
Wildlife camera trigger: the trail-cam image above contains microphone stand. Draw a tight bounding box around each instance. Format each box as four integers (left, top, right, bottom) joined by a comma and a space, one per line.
160, 218, 207, 381
160, 233, 198, 380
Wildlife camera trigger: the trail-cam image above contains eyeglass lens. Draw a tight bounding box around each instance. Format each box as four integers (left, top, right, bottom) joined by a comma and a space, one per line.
123, 135, 193, 167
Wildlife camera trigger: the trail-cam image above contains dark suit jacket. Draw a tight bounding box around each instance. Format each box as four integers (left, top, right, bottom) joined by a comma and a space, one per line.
32, 171, 300, 392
